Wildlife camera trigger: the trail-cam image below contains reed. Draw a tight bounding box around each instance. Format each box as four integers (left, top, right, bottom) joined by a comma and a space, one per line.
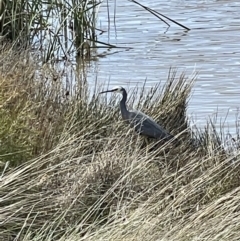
0, 0, 100, 62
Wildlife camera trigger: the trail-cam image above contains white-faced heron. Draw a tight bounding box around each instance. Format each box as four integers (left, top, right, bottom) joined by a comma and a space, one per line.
100, 86, 174, 141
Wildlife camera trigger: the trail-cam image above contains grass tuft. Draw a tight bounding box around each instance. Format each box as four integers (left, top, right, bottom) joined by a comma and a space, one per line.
0, 47, 240, 241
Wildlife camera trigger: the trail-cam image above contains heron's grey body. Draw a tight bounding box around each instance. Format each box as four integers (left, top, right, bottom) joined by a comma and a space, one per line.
100, 86, 174, 141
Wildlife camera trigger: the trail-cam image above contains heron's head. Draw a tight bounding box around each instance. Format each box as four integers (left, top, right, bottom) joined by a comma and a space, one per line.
99, 86, 125, 94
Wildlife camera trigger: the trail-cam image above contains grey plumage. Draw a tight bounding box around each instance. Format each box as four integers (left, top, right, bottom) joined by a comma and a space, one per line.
100, 86, 174, 141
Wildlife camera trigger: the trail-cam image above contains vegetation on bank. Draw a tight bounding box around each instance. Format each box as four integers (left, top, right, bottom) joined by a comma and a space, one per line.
0, 0, 103, 62
0, 46, 240, 241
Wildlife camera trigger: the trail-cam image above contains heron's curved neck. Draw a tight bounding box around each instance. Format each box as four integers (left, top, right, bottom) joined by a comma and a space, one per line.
120, 89, 129, 118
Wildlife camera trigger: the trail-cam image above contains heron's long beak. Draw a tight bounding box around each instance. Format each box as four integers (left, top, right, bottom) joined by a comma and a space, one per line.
99, 89, 117, 94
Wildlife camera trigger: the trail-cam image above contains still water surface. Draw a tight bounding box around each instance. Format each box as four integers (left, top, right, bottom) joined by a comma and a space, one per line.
87, 0, 240, 134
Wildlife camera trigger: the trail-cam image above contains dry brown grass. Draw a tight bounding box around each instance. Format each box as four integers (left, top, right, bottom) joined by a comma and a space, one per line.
0, 46, 240, 241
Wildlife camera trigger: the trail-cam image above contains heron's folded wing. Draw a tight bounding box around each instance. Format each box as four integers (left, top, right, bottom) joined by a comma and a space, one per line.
128, 111, 171, 139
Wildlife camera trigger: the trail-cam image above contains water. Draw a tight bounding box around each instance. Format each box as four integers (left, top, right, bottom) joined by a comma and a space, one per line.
87, 0, 240, 134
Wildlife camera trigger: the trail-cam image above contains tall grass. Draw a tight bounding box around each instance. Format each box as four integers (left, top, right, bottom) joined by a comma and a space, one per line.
0, 46, 240, 240
0, 0, 31, 43
0, 0, 101, 62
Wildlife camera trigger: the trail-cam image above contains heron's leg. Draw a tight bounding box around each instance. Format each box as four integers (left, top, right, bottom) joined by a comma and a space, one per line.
144, 137, 150, 155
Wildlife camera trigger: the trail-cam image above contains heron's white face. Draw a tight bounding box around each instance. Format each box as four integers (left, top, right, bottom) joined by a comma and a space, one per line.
112, 86, 124, 93
99, 86, 125, 95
